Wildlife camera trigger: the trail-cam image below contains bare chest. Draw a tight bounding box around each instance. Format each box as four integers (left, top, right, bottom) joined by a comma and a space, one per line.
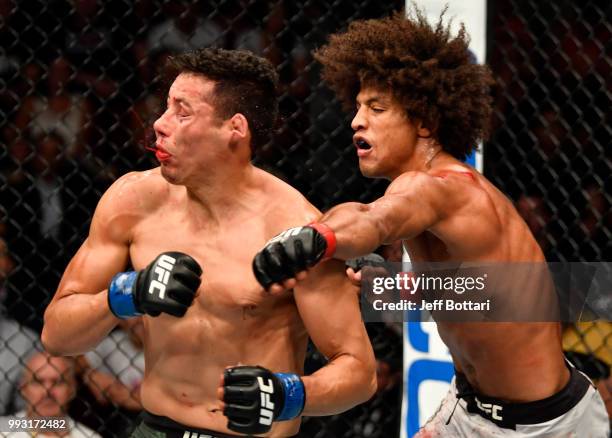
129, 213, 270, 311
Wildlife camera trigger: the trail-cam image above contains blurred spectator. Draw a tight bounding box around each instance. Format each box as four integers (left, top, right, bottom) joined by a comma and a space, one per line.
80, 318, 144, 411
0, 224, 41, 415
0, 352, 101, 437
13, 56, 93, 159
1, 132, 99, 330
71, 319, 144, 437
0, 313, 39, 415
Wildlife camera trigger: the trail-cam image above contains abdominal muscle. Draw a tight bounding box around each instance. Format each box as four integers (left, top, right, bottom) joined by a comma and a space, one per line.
138, 300, 308, 436
439, 321, 569, 402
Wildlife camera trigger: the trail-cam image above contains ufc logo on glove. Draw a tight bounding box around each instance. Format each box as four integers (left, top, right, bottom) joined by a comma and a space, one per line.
149, 254, 177, 299
258, 377, 275, 426
108, 251, 202, 319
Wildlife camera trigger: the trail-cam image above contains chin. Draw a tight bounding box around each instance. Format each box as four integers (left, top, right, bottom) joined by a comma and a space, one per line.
359, 163, 386, 179
359, 162, 374, 177
160, 167, 182, 185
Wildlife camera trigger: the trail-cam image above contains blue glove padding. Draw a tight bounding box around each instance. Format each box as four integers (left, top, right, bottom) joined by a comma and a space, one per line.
108, 271, 141, 318
108, 252, 202, 319
223, 366, 305, 435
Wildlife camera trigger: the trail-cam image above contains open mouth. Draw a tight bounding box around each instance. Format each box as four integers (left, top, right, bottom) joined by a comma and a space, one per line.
355, 139, 372, 150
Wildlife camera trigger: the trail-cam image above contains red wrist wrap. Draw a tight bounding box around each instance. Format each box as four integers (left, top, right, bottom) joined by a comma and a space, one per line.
308, 222, 337, 259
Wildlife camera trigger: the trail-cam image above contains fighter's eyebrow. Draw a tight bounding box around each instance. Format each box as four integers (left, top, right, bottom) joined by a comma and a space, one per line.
365, 97, 389, 105
167, 96, 194, 109
356, 96, 388, 106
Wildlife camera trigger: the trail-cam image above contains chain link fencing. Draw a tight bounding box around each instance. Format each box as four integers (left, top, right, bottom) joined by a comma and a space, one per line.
0, 0, 609, 436
487, 0, 611, 432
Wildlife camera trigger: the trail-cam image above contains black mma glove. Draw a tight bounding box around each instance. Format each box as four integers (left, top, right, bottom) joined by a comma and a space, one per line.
252, 223, 336, 289
346, 253, 386, 272
223, 366, 305, 435
108, 251, 202, 318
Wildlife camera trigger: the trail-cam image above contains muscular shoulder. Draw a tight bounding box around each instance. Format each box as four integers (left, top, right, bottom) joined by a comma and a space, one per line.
392, 167, 488, 207
389, 166, 477, 193
98, 168, 169, 214
255, 168, 320, 232
401, 167, 506, 248
92, 168, 169, 242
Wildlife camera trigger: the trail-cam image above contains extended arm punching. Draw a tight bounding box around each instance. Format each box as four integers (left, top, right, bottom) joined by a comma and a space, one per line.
253, 172, 455, 290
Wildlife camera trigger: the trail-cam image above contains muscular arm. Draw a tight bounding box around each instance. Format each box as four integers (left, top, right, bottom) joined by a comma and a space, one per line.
42, 175, 138, 355
319, 172, 459, 260
294, 259, 377, 415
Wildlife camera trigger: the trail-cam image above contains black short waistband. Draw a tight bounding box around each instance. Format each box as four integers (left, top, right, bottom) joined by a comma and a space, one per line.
142, 411, 241, 438
455, 364, 592, 430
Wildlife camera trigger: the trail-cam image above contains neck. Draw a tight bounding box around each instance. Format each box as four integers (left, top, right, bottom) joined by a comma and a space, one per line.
183, 160, 258, 224
396, 137, 443, 177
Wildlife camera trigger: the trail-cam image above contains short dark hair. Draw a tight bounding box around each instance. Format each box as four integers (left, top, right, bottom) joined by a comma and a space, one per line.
165, 48, 279, 152
314, 8, 495, 160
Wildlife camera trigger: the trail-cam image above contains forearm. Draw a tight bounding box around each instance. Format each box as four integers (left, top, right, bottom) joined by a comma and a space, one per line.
42, 290, 119, 355
319, 202, 389, 260
301, 353, 377, 416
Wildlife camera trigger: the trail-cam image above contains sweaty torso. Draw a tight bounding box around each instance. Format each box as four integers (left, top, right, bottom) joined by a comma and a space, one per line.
120, 168, 314, 436
403, 166, 568, 402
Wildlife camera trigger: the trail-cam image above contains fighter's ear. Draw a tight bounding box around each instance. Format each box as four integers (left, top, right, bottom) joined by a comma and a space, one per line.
229, 113, 249, 141
416, 120, 433, 138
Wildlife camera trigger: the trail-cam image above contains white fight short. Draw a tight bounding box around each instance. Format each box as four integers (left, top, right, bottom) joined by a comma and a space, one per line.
416, 363, 610, 438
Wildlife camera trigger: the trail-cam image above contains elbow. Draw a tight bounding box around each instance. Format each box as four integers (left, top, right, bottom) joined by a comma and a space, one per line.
41, 322, 63, 356
361, 341, 378, 401
351, 354, 377, 404
41, 307, 68, 356
362, 359, 378, 402
350, 342, 378, 404
368, 370, 378, 400
41, 324, 60, 355
42, 326, 75, 356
